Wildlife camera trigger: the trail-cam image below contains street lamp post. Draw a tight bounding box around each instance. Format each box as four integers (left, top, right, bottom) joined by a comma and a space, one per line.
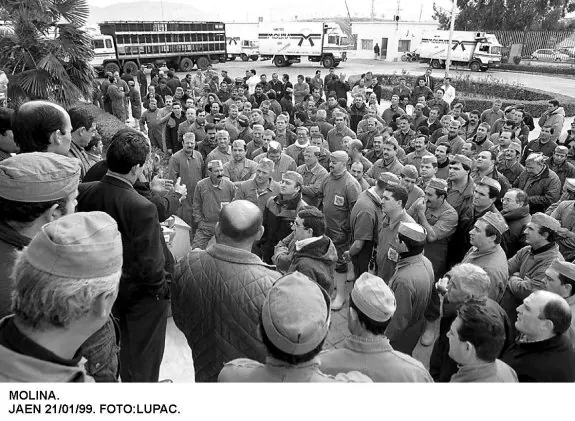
445, 0, 456, 75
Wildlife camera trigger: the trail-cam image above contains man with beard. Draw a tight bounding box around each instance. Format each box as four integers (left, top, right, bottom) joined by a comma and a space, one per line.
260, 171, 307, 264
223, 139, 257, 183
320, 151, 361, 310
197, 123, 218, 160
548, 145, 575, 189
462, 110, 480, 140
349, 95, 368, 133
437, 120, 465, 156
191, 160, 236, 250
501, 188, 531, 258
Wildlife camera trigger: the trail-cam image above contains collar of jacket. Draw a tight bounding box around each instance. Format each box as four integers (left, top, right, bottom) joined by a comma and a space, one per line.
0, 220, 30, 250
206, 243, 275, 268
396, 253, 424, 268
103, 173, 135, 190
529, 164, 549, 181
343, 334, 394, 354
516, 332, 567, 350
438, 158, 449, 168
265, 356, 320, 370
295, 235, 323, 251
366, 187, 382, 206
530, 241, 556, 256
274, 192, 303, 209
465, 245, 502, 260
451, 360, 498, 382
503, 205, 530, 222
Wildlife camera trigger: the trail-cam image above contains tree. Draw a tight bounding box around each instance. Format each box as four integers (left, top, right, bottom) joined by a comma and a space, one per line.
0, 0, 94, 107
432, 0, 575, 31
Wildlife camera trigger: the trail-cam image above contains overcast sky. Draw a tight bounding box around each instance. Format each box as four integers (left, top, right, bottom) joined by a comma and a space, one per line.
86, 0, 451, 22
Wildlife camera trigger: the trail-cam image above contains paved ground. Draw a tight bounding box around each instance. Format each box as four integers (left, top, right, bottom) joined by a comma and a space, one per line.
156, 57, 574, 382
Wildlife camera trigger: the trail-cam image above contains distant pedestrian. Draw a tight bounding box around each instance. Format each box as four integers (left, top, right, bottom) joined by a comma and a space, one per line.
374, 43, 380, 60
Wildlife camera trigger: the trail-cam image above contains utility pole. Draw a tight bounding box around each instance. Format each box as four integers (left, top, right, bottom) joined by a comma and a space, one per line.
395, 0, 401, 29
445, 0, 456, 75
371, 0, 375, 19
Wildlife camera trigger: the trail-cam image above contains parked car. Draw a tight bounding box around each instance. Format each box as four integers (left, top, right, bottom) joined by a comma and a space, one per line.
531, 49, 570, 62
558, 47, 575, 58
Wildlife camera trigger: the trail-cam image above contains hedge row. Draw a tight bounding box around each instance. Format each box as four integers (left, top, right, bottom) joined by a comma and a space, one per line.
498, 62, 575, 77
377, 85, 575, 118
371, 73, 552, 101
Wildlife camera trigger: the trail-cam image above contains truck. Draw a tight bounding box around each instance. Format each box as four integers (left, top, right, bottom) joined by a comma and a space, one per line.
225, 23, 259, 62
419, 31, 502, 72
257, 21, 348, 68
96, 21, 227, 75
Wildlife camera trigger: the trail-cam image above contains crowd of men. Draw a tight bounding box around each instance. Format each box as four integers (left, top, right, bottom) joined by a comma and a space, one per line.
0, 64, 574, 383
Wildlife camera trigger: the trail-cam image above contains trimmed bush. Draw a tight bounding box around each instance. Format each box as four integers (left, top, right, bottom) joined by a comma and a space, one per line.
512, 56, 522, 65
498, 62, 575, 76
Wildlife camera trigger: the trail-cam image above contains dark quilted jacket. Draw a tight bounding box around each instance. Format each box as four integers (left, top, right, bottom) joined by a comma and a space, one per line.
171, 243, 281, 382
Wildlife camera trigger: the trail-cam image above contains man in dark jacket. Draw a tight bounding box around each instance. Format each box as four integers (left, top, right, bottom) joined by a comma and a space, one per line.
514, 153, 561, 214
77, 128, 170, 383
502, 188, 531, 258
502, 291, 575, 382
260, 171, 307, 264
273, 207, 337, 295
172, 200, 281, 382
430, 263, 513, 382
165, 101, 186, 154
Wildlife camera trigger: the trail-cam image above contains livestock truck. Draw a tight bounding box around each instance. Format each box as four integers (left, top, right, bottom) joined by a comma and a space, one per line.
94, 21, 227, 75
258, 21, 348, 68
419, 31, 502, 72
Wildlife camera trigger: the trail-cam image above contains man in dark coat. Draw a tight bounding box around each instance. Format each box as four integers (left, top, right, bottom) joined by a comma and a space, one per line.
172, 200, 281, 382
272, 207, 337, 295
77, 128, 170, 383
502, 188, 531, 258
430, 263, 513, 382
502, 291, 575, 382
260, 171, 307, 264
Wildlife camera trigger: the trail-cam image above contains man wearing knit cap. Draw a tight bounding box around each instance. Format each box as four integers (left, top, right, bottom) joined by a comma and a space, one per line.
446, 154, 475, 215
218, 272, 371, 382
451, 176, 502, 264
320, 150, 361, 310
548, 145, 575, 190
0, 153, 80, 320
192, 159, 236, 250
320, 273, 433, 382
235, 158, 280, 213
0, 212, 122, 382
385, 222, 434, 355
501, 212, 564, 332
400, 164, 425, 209
549, 178, 575, 261
260, 171, 307, 264
514, 152, 561, 214
462, 211, 509, 302
408, 177, 458, 346
77, 128, 170, 382
223, 139, 258, 183
253, 140, 296, 182
296, 145, 329, 208
364, 137, 404, 186
545, 259, 575, 349
11, 100, 72, 155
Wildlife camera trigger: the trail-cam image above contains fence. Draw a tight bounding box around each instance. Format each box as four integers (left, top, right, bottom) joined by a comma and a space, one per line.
492, 30, 575, 58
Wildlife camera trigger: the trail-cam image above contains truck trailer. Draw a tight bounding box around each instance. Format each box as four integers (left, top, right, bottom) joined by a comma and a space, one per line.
257, 21, 348, 68
419, 31, 502, 72
96, 21, 227, 75
225, 23, 259, 62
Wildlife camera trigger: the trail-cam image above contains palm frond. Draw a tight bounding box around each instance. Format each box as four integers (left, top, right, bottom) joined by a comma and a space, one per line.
49, 0, 90, 27
38, 52, 67, 77
14, 69, 55, 99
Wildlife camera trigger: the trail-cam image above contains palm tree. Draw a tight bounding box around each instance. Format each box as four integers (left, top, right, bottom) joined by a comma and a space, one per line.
0, 0, 94, 107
